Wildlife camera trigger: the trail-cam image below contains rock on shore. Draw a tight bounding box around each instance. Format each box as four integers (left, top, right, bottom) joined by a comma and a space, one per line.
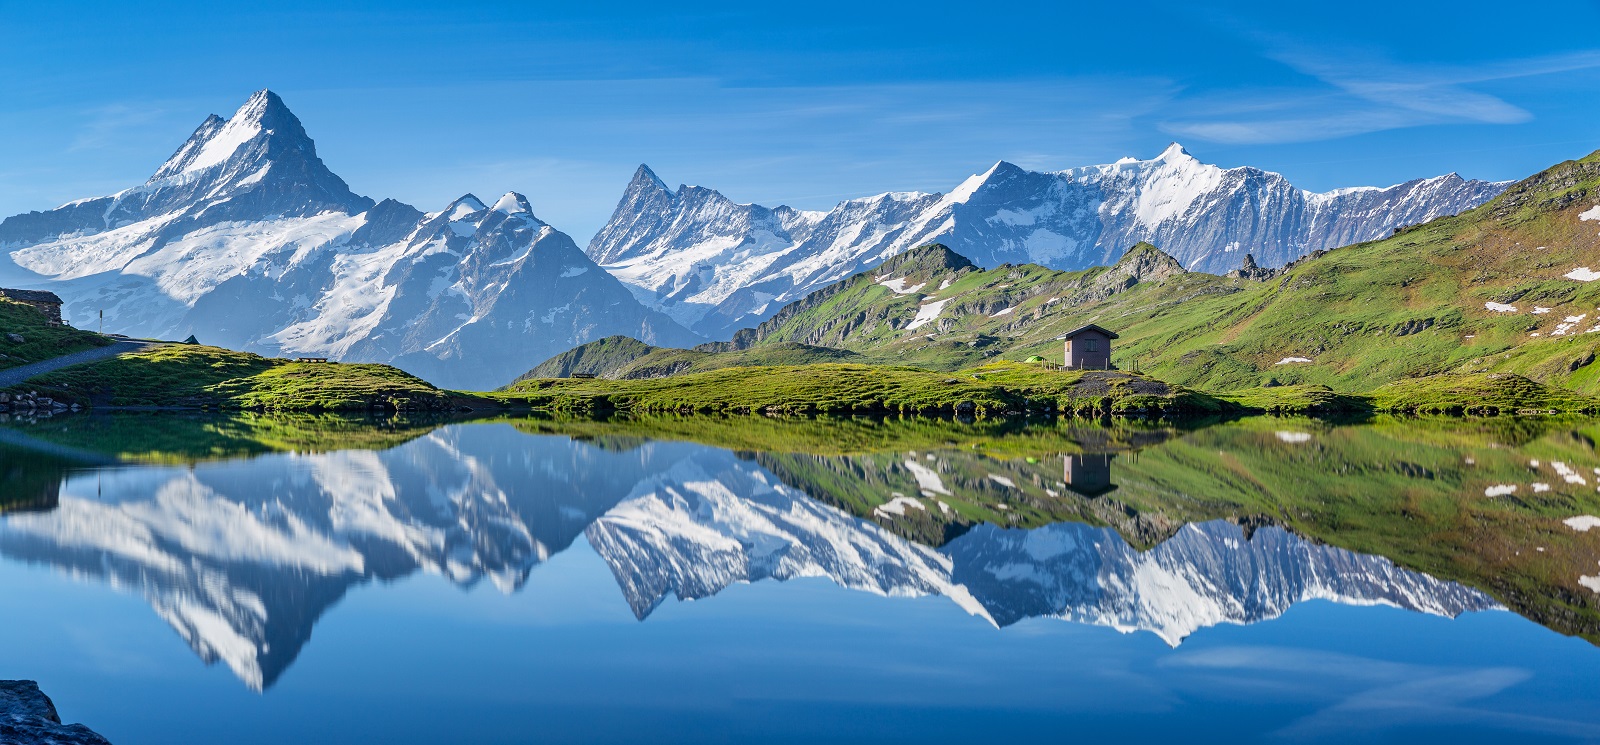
0, 681, 111, 745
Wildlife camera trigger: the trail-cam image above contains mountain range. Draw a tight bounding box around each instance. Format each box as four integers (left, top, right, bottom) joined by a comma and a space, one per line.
0, 90, 698, 389
0, 89, 1513, 385
589, 147, 1508, 338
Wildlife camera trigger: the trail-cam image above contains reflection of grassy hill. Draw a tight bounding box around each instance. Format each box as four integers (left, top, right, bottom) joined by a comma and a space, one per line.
0, 411, 450, 464
750, 415, 1600, 644
0, 444, 80, 513
511, 411, 1180, 457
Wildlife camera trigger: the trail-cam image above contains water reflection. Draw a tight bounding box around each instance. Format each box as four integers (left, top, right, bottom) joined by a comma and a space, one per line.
0, 415, 1548, 692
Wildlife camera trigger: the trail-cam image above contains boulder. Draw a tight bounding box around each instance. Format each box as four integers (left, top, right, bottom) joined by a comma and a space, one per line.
4, 333, 23, 344
0, 680, 112, 745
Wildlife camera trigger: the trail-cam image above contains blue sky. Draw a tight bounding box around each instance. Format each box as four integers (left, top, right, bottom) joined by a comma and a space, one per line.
3, 0, 1598, 242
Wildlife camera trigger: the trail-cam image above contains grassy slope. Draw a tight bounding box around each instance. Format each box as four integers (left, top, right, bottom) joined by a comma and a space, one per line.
0, 298, 109, 370
15, 344, 475, 411
510, 335, 864, 385
498, 361, 1225, 416
518, 151, 1600, 404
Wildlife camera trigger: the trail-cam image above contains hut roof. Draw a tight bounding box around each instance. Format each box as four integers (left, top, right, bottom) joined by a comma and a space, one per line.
1056, 324, 1119, 340
0, 288, 64, 305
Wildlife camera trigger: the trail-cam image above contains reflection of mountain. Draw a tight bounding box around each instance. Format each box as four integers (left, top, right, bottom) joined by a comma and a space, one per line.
585, 449, 1495, 643
0, 426, 704, 690
0, 424, 1498, 690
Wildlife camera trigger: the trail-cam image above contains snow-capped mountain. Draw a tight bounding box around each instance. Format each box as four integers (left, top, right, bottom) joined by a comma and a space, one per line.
0, 90, 698, 389
590, 147, 1508, 338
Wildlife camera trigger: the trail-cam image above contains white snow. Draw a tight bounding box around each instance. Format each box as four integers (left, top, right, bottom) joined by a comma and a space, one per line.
1581, 576, 1600, 594
177, 94, 269, 174
903, 459, 952, 496
1275, 357, 1313, 365
1275, 431, 1312, 444
491, 192, 530, 215
559, 266, 588, 278
1485, 302, 1518, 313
990, 307, 1014, 317
1553, 315, 1588, 336
906, 298, 952, 331
1565, 267, 1600, 282
876, 276, 926, 295
987, 474, 1017, 488
1580, 205, 1600, 222
1484, 484, 1517, 497
1533, 306, 1552, 315
1532, 483, 1552, 493
874, 496, 927, 518
1563, 515, 1600, 532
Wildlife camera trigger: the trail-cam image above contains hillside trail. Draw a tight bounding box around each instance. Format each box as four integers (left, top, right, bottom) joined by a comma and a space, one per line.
0, 340, 164, 389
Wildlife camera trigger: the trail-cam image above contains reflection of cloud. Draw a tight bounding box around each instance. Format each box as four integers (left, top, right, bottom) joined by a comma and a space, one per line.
1162, 646, 1596, 740
1163, 49, 1600, 144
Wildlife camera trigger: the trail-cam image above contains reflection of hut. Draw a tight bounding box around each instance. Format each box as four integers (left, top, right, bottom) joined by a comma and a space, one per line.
1063, 453, 1117, 496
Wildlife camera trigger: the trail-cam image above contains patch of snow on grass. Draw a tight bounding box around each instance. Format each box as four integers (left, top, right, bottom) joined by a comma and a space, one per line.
1553, 315, 1588, 335
1553, 461, 1587, 485
938, 278, 953, 290
1566, 267, 1600, 282
1533, 482, 1551, 493
1562, 515, 1600, 532
906, 298, 952, 331
987, 474, 1017, 488
1580, 205, 1600, 222
1581, 576, 1600, 594
991, 307, 1014, 317
877, 277, 927, 295
873, 495, 926, 518
1276, 431, 1311, 443
1275, 357, 1312, 365
1485, 302, 1518, 313
1484, 484, 1517, 497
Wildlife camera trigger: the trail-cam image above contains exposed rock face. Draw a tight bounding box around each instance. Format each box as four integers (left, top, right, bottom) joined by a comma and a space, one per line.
1225, 253, 1278, 281
0, 680, 112, 745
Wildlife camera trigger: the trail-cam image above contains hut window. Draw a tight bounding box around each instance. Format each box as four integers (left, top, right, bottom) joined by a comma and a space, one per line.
1085, 339, 1097, 352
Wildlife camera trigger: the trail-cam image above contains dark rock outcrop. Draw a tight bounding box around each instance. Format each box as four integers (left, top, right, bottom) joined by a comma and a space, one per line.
0, 680, 111, 745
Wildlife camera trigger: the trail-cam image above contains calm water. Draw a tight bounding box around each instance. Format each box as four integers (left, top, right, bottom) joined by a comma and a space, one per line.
2, 413, 1599, 743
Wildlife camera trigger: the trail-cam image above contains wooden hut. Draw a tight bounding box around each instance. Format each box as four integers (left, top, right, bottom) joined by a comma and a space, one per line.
1057, 324, 1118, 370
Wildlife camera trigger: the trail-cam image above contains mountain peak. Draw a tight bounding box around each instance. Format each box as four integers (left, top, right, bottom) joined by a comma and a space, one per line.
629, 164, 671, 195
489, 190, 534, 217
1156, 142, 1193, 162
445, 194, 487, 220
148, 88, 312, 181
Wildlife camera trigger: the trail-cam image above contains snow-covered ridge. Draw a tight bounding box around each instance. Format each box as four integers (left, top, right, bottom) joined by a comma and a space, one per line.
589, 147, 1509, 339
0, 90, 698, 389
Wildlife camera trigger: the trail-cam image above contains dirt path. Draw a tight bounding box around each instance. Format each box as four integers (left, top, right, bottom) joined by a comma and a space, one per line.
0, 340, 163, 389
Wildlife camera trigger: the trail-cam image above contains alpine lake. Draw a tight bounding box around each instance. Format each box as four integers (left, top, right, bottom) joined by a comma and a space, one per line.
2, 410, 1599, 744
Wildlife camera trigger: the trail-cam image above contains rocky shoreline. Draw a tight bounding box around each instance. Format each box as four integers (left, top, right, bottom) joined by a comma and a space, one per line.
0, 680, 110, 745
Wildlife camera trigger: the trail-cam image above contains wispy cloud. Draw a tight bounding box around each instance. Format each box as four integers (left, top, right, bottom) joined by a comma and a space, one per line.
69, 103, 170, 152
1162, 49, 1600, 144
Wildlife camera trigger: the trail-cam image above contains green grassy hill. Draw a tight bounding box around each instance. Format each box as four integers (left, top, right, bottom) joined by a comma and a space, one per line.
0, 298, 109, 371
517, 149, 1600, 400
17, 344, 482, 412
